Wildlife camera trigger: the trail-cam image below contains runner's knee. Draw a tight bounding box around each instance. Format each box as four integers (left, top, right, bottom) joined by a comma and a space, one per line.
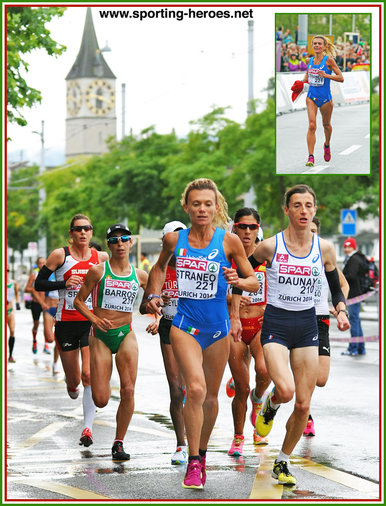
275, 383, 294, 403
120, 382, 135, 401
308, 121, 316, 133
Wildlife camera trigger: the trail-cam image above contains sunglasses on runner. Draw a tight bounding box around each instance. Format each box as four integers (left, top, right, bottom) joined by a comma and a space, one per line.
234, 223, 259, 230
107, 235, 131, 244
71, 225, 93, 232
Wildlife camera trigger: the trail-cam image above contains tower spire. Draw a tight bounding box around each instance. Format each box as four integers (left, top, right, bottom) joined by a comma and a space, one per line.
66, 7, 115, 80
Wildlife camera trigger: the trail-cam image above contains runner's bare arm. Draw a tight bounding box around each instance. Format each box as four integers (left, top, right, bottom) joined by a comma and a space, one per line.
223, 233, 259, 292
140, 233, 177, 316
321, 238, 350, 331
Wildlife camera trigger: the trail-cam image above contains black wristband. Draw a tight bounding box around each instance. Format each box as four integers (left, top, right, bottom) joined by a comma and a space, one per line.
248, 254, 262, 269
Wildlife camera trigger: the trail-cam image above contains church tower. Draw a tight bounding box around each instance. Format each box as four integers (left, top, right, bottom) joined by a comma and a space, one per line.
65, 8, 116, 159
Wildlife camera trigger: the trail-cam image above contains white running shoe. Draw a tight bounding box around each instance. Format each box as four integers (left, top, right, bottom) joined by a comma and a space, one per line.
171, 445, 187, 465
53, 361, 60, 376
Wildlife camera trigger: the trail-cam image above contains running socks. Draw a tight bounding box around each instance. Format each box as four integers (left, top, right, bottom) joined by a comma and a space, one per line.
8, 336, 15, 356
270, 390, 280, 410
276, 450, 290, 464
83, 385, 96, 429
251, 388, 263, 404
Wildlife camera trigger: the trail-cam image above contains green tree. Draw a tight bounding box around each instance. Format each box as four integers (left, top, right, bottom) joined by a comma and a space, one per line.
7, 164, 40, 254
7, 6, 66, 126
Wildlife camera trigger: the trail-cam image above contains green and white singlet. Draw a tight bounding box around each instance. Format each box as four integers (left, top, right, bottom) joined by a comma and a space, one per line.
92, 261, 140, 312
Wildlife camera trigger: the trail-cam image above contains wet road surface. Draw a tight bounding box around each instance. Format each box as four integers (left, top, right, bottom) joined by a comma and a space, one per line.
6, 306, 381, 501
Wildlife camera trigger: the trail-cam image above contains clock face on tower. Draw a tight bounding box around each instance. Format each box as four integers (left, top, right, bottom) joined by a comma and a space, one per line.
85, 79, 115, 115
66, 81, 82, 116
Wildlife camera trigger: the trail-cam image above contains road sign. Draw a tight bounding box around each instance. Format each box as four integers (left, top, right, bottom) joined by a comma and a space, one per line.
341, 209, 357, 236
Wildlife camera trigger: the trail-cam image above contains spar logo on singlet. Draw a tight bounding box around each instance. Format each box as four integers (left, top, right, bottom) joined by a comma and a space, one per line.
279, 265, 311, 276
105, 278, 139, 291
276, 253, 288, 263
176, 257, 219, 273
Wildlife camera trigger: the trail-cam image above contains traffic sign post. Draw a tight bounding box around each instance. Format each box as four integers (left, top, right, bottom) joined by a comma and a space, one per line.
341, 209, 357, 236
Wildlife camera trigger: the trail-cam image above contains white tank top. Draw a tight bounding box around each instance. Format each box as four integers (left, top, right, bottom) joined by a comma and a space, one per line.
315, 269, 330, 315
267, 232, 323, 311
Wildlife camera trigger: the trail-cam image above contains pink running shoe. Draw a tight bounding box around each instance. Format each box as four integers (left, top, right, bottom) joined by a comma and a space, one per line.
305, 154, 315, 167
201, 454, 206, 486
253, 429, 269, 446
303, 418, 315, 437
250, 390, 262, 428
182, 459, 203, 489
226, 377, 235, 398
323, 143, 331, 162
228, 434, 245, 456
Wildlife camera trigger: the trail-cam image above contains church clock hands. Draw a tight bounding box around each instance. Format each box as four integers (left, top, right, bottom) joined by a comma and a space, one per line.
85, 79, 115, 115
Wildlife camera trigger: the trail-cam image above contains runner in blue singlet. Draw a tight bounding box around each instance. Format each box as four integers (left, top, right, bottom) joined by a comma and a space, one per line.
144, 178, 259, 490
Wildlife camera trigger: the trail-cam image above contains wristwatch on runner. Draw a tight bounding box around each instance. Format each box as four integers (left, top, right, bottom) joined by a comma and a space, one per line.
147, 294, 161, 301
337, 309, 349, 317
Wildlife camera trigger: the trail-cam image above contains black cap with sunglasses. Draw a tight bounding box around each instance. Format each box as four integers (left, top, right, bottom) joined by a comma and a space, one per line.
106, 223, 132, 239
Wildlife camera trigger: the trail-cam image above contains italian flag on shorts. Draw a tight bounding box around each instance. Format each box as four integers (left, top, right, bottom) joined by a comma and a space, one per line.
176, 248, 187, 256
187, 326, 199, 336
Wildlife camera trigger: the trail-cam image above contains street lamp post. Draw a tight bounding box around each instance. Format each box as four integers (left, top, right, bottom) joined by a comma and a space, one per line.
33, 120, 47, 258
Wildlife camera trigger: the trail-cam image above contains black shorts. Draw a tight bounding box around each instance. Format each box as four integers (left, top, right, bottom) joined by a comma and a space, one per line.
261, 304, 318, 350
55, 321, 91, 352
159, 317, 172, 345
31, 301, 43, 321
317, 315, 330, 356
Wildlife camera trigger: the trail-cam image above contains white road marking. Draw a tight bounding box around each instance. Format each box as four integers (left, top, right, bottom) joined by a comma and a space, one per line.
365, 133, 370, 138
302, 165, 326, 174
339, 145, 361, 155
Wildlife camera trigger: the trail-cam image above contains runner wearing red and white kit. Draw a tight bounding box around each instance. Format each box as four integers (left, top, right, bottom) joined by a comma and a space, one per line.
35, 214, 108, 447
226, 208, 271, 458
55, 247, 99, 322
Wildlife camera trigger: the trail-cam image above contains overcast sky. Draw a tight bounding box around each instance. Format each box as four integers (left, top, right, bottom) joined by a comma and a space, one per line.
6, 2, 380, 166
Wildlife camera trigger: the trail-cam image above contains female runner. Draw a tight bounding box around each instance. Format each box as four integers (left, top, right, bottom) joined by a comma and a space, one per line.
226, 208, 271, 457
35, 214, 108, 447
303, 35, 344, 167
144, 178, 259, 489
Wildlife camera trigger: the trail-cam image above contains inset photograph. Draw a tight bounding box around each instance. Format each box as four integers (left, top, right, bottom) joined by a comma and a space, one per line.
276, 14, 371, 174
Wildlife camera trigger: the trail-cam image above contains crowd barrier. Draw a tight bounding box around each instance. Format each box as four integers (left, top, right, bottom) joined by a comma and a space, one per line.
277, 70, 370, 114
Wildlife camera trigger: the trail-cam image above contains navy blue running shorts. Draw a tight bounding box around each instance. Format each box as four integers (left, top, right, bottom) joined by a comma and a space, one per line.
172, 312, 229, 351
261, 304, 318, 350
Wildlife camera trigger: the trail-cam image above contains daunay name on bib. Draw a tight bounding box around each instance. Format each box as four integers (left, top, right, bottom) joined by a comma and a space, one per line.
277, 260, 321, 304
176, 256, 219, 300
100, 278, 139, 312
308, 65, 324, 87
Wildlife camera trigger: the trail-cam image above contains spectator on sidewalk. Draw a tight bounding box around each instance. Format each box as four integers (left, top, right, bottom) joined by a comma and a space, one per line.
342, 237, 365, 356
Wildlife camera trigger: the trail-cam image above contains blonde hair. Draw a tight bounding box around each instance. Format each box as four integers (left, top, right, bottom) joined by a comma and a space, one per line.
180, 178, 231, 229
312, 35, 337, 58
